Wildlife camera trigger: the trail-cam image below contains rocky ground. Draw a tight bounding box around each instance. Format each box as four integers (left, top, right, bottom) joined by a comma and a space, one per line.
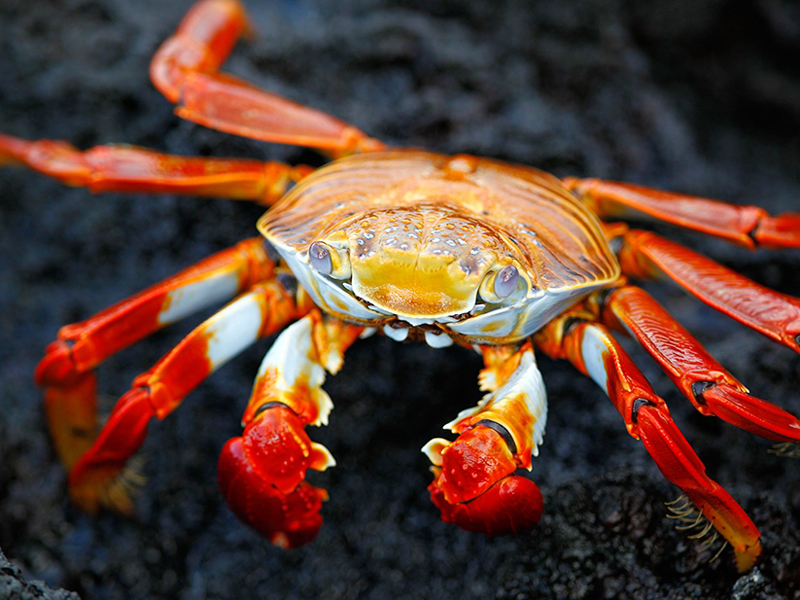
1, 0, 799, 598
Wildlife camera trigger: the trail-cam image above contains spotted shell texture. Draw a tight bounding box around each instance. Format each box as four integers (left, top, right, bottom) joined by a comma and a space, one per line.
260, 151, 619, 298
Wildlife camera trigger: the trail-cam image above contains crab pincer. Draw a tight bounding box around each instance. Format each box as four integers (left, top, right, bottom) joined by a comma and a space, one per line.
427, 424, 544, 536
217, 405, 329, 548
218, 311, 361, 546
424, 343, 546, 536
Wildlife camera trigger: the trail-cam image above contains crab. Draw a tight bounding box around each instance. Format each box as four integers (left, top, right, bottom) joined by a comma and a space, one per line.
2, 0, 800, 572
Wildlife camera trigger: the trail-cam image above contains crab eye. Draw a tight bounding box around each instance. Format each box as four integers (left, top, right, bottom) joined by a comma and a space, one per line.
479, 264, 525, 304
308, 239, 352, 280
309, 241, 332, 275
494, 265, 519, 299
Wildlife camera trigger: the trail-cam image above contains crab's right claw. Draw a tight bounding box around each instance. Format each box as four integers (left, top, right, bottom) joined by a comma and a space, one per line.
217, 405, 331, 548
425, 426, 544, 536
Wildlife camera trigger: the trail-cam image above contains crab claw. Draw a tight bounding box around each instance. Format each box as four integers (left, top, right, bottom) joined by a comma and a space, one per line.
426, 425, 543, 536
217, 404, 333, 548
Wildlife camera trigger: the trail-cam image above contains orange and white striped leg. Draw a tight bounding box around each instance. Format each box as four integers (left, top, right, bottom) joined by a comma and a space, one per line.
34, 237, 277, 470
150, 0, 384, 156
597, 285, 800, 444
535, 313, 761, 572
0, 133, 311, 204
67, 278, 302, 515
217, 311, 363, 547
424, 342, 546, 536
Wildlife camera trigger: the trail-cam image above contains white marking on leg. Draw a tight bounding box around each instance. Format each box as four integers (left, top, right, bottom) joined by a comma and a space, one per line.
158, 272, 241, 325
581, 325, 611, 396
445, 346, 548, 458
204, 292, 264, 371
255, 316, 333, 426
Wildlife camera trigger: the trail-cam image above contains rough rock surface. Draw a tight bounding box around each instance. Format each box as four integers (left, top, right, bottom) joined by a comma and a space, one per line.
1, 0, 799, 599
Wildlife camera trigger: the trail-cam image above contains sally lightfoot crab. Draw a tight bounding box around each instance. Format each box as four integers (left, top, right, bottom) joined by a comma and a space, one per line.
3, 0, 800, 571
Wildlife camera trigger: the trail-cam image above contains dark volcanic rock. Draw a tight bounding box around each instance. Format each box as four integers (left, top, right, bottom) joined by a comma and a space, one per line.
1, 0, 799, 599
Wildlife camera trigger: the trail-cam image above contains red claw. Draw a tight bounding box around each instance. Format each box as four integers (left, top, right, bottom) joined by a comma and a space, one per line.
217, 405, 329, 547
428, 425, 544, 536
434, 426, 517, 504
429, 474, 543, 536
241, 405, 318, 494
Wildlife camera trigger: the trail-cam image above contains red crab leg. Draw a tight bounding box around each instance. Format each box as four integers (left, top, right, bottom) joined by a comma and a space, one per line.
617, 229, 800, 354
0, 133, 310, 205
597, 285, 800, 443
535, 314, 762, 573
35, 237, 277, 470
67, 278, 304, 515
424, 342, 546, 537
217, 311, 363, 548
149, 0, 385, 157
564, 177, 800, 248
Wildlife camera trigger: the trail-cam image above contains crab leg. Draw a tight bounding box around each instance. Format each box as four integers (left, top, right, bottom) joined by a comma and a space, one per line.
617, 229, 800, 353
565, 177, 800, 248
597, 285, 800, 443
67, 278, 303, 515
424, 342, 546, 536
35, 237, 278, 470
0, 133, 310, 204
535, 314, 762, 573
217, 311, 363, 548
150, 0, 384, 156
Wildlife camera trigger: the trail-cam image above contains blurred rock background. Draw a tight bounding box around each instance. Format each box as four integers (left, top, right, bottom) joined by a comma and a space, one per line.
1, 0, 799, 598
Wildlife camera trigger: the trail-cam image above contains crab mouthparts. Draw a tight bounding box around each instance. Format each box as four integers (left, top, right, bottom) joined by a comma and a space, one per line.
381, 321, 455, 348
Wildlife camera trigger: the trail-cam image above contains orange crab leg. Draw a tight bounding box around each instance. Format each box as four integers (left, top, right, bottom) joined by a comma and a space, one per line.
217, 311, 363, 547
565, 177, 800, 248
68, 278, 304, 515
535, 315, 761, 573
35, 237, 276, 470
598, 285, 800, 443
149, 0, 385, 156
0, 133, 310, 204
617, 229, 800, 353
423, 342, 545, 537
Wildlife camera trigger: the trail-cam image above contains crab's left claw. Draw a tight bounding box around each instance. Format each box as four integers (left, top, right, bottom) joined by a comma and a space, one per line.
217, 312, 362, 546
425, 343, 547, 536
217, 413, 329, 548
426, 425, 543, 535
